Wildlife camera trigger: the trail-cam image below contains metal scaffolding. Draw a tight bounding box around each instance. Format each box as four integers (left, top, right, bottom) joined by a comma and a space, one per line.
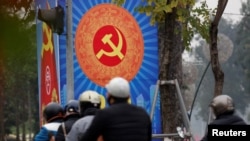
150, 79, 195, 141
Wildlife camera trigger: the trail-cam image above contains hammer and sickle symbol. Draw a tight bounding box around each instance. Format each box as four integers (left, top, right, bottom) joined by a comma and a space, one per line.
96, 28, 124, 60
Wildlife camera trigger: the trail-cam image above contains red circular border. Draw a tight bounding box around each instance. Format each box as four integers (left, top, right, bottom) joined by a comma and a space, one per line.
75, 4, 144, 86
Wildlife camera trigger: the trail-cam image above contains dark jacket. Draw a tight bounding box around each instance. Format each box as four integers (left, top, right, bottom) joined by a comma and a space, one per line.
201, 112, 247, 141
209, 112, 246, 125
79, 102, 152, 141
55, 113, 80, 141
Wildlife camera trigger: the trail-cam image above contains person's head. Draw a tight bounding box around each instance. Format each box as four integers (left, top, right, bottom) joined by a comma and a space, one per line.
78, 90, 101, 116
64, 99, 79, 116
43, 102, 64, 123
105, 76, 130, 105
210, 94, 235, 117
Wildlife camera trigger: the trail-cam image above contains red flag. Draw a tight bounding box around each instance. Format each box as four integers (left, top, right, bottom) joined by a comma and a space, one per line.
40, 22, 60, 125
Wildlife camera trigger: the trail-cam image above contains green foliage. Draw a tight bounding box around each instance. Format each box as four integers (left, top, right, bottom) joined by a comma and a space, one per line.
0, 0, 38, 136
111, 0, 126, 6
0, 0, 33, 16
112, 0, 213, 49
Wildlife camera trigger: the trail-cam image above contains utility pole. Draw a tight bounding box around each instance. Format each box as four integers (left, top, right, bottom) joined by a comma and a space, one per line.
66, 0, 74, 102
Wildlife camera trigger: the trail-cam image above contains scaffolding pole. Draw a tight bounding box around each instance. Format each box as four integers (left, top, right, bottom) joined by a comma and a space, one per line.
66, 0, 74, 102
150, 79, 195, 141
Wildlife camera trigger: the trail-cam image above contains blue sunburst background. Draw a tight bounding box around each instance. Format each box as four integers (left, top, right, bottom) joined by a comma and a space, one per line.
58, 0, 161, 135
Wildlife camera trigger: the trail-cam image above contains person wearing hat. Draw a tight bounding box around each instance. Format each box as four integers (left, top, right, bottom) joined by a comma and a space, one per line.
55, 100, 80, 141
201, 94, 247, 141
66, 90, 102, 141
79, 76, 152, 141
35, 102, 64, 141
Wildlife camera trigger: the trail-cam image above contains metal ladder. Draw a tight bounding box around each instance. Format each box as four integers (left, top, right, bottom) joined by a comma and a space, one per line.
150, 79, 195, 141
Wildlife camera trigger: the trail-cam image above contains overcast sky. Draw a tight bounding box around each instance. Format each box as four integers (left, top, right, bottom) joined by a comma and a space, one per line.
184, 0, 247, 62
206, 0, 246, 23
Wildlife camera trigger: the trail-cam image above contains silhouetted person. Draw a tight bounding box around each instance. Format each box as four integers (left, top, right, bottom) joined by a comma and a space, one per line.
35, 102, 64, 141
79, 77, 152, 141
201, 94, 247, 141
66, 90, 102, 141
55, 100, 80, 141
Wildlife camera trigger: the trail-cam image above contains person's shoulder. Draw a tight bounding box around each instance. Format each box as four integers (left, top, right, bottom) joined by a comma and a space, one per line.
44, 122, 62, 131
97, 106, 112, 113
94, 106, 117, 119
73, 115, 95, 125
232, 114, 247, 125
35, 125, 55, 141
130, 104, 148, 112
65, 113, 80, 120
64, 116, 80, 125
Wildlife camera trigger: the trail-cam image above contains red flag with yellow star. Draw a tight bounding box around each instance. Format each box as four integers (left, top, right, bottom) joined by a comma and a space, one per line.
40, 22, 60, 125
39, 1, 60, 126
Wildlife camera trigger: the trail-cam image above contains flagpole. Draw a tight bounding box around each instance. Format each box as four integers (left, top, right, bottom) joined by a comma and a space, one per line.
66, 0, 74, 102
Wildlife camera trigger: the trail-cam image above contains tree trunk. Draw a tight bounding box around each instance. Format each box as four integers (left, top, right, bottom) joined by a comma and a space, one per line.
22, 96, 26, 141
16, 124, 20, 141
0, 49, 4, 141
209, 23, 224, 97
209, 0, 228, 96
28, 84, 32, 141
159, 6, 184, 135
22, 123, 26, 141
15, 86, 21, 141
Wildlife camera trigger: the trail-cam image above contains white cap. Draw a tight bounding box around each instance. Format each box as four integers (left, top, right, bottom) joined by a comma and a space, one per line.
210, 94, 234, 116
105, 77, 130, 98
79, 90, 101, 104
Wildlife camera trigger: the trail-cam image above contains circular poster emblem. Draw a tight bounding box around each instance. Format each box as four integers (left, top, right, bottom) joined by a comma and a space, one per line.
75, 4, 144, 87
